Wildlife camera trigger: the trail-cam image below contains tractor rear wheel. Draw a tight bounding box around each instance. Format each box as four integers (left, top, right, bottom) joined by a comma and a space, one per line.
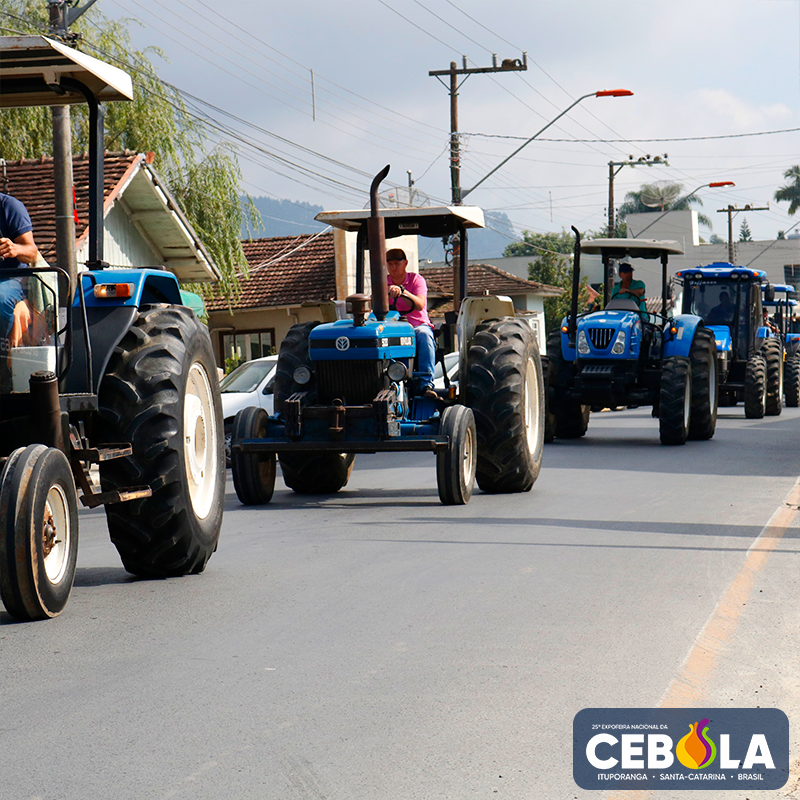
466, 317, 544, 493
279, 452, 355, 494
98, 305, 224, 577
0, 445, 78, 620
436, 405, 476, 505
688, 327, 718, 440
231, 407, 276, 505
659, 357, 692, 445
762, 338, 783, 416
785, 353, 800, 407
744, 354, 767, 419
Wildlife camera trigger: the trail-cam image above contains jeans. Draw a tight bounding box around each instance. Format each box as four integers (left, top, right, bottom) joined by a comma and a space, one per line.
414, 324, 435, 389
0, 278, 23, 353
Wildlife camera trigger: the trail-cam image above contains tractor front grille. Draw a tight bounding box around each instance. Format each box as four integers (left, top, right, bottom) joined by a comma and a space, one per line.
587, 328, 614, 350
315, 360, 387, 405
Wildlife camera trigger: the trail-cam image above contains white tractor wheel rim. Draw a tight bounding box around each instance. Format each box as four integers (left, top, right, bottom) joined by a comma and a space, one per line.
524, 357, 542, 455
184, 362, 218, 520
462, 423, 475, 486
683, 372, 691, 430
43, 483, 70, 583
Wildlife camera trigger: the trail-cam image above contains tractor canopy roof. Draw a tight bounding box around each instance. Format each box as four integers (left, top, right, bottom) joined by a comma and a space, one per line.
579, 238, 684, 259
676, 264, 767, 282
315, 206, 485, 238
0, 35, 133, 108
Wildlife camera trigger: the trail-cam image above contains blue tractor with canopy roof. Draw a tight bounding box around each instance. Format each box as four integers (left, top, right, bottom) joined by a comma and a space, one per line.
0, 36, 224, 621
676, 264, 782, 417
544, 231, 718, 445
230, 166, 545, 506
762, 283, 800, 406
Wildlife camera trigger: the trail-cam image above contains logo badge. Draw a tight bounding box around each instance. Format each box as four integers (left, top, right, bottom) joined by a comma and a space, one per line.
335, 336, 350, 351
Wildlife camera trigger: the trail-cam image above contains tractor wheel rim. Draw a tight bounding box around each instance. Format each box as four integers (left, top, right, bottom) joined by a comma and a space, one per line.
683, 372, 691, 430
524, 357, 542, 455
43, 483, 70, 584
184, 361, 218, 520
462, 423, 475, 486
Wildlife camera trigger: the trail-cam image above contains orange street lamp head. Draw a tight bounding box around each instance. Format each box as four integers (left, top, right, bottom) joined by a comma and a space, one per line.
709, 181, 735, 188
596, 89, 634, 97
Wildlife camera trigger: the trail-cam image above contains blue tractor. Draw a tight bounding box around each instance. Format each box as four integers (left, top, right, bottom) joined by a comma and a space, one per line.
0, 37, 224, 620
676, 264, 782, 417
762, 283, 800, 407
231, 167, 545, 505
545, 232, 718, 445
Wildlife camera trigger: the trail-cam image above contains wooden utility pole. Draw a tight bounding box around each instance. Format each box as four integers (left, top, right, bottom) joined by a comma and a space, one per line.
718, 204, 769, 264
607, 154, 668, 238
429, 54, 527, 205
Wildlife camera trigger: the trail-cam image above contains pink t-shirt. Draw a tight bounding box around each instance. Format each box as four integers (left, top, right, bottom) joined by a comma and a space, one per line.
387, 271, 432, 328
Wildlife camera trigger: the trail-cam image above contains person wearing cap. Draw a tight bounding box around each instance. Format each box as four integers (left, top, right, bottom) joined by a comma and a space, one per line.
706, 290, 735, 326
611, 262, 647, 313
385, 247, 437, 399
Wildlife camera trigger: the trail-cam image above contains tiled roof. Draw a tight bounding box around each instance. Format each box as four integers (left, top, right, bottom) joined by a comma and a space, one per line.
206, 232, 336, 311
420, 263, 563, 298
1, 151, 141, 263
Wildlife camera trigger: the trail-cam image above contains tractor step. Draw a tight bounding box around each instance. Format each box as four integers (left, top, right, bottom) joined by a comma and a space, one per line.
72, 444, 133, 462
79, 485, 152, 509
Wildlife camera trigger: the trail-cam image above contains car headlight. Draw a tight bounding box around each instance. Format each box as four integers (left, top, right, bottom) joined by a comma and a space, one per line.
611, 330, 626, 354
577, 330, 590, 354
293, 365, 312, 385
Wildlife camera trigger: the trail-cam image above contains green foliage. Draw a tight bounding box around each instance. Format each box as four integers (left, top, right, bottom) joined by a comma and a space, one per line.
617, 182, 712, 229
0, 1, 255, 298
504, 230, 589, 331
774, 166, 800, 216
739, 218, 752, 242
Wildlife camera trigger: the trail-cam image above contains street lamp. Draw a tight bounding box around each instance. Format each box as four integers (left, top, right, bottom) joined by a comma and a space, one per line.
633, 181, 735, 239
460, 88, 634, 202
608, 154, 669, 238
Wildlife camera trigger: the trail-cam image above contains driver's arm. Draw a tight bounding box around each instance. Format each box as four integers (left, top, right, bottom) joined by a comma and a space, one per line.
0, 231, 38, 265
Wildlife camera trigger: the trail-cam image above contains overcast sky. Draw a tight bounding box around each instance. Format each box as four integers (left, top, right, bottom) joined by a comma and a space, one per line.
101, 0, 800, 250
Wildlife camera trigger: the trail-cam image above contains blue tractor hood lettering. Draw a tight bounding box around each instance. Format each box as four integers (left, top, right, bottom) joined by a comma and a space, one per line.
309, 317, 416, 361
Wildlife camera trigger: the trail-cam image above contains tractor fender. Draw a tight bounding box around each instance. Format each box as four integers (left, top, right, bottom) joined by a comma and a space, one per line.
663, 314, 703, 358
557, 318, 576, 362
73, 268, 182, 308
706, 324, 733, 354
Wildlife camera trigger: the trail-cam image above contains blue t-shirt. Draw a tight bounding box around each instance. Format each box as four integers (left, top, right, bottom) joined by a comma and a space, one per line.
0, 193, 33, 269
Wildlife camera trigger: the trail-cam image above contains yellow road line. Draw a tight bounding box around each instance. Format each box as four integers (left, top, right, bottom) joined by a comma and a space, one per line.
604, 476, 800, 800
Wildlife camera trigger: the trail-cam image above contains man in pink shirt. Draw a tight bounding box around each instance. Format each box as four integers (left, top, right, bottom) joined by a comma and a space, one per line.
386, 248, 437, 399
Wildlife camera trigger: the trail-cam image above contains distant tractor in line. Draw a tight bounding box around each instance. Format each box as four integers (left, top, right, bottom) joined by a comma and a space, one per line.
545, 232, 718, 445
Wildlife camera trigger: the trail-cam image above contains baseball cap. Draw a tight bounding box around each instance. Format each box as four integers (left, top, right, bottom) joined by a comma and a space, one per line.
619, 262, 633, 273
386, 248, 407, 261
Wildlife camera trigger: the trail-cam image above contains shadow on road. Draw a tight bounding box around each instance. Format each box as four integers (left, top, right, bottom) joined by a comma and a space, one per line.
73, 566, 144, 588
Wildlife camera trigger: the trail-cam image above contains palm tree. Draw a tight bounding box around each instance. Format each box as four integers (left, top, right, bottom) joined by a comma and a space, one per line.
617, 182, 712, 228
774, 166, 800, 215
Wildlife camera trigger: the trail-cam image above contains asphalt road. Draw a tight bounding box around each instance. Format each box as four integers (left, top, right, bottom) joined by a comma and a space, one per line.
2, 406, 800, 800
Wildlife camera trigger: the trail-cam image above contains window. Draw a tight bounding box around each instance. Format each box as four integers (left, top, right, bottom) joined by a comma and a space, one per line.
221, 329, 276, 372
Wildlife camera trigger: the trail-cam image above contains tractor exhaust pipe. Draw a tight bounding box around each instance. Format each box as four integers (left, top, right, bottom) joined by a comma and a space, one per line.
368, 165, 391, 321
569, 226, 582, 343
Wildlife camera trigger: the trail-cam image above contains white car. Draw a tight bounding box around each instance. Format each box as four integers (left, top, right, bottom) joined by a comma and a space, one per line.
220, 355, 279, 465
433, 352, 460, 390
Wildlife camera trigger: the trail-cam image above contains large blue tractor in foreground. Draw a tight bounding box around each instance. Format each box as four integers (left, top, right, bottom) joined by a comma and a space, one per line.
676, 264, 782, 417
545, 232, 718, 445
231, 167, 545, 506
0, 36, 224, 620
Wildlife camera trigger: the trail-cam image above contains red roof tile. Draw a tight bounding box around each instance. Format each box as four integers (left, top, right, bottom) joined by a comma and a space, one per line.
206, 232, 336, 311
420, 263, 563, 298
1, 151, 141, 263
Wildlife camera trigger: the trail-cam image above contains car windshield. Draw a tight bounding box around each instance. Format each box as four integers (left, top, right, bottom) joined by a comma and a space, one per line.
433, 352, 459, 379
220, 360, 275, 393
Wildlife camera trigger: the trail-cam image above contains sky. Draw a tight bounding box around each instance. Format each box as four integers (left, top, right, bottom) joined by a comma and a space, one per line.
87, 0, 800, 255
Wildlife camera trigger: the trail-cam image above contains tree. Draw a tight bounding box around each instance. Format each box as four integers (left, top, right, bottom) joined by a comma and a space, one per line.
617, 182, 712, 228
504, 230, 589, 332
774, 166, 800, 215
739, 218, 752, 242
0, 1, 254, 300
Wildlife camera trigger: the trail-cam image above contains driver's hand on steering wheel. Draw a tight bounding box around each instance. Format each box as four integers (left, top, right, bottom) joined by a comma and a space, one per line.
388, 284, 402, 299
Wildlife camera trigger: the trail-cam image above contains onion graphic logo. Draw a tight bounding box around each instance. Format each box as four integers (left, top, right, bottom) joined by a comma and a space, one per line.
676, 719, 717, 769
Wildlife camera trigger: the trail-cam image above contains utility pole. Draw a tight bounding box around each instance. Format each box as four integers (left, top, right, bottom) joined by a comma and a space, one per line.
718, 203, 769, 264
429, 54, 527, 205
607, 154, 668, 238
47, 0, 98, 295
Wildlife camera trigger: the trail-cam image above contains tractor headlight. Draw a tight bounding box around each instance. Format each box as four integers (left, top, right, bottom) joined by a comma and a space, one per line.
611, 330, 626, 354
386, 360, 408, 382
577, 330, 590, 354
293, 365, 312, 385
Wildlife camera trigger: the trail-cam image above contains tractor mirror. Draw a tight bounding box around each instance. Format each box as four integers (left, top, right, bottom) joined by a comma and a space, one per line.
764, 283, 776, 302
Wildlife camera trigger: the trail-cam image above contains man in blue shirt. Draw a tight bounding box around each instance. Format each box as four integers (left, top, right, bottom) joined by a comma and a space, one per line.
611, 262, 647, 313
0, 192, 40, 369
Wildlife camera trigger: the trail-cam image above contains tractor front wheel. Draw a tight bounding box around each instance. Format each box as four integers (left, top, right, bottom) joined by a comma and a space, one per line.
688, 327, 718, 440
762, 339, 783, 416
659, 357, 692, 445
744, 354, 767, 419
466, 317, 544, 493
785, 353, 800, 407
0, 445, 78, 620
436, 405, 476, 505
98, 305, 224, 577
544, 329, 588, 441
232, 407, 276, 505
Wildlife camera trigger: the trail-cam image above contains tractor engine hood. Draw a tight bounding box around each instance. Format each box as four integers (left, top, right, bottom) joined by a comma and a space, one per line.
575, 311, 642, 358
308, 316, 416, 362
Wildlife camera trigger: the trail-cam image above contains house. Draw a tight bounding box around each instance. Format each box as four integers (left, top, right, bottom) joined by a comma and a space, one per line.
1, 150, 219, 284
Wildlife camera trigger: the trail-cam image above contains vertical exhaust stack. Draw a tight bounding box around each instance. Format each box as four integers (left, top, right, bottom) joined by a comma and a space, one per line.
569, 226, 582, 343
367, 165, 391, 321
